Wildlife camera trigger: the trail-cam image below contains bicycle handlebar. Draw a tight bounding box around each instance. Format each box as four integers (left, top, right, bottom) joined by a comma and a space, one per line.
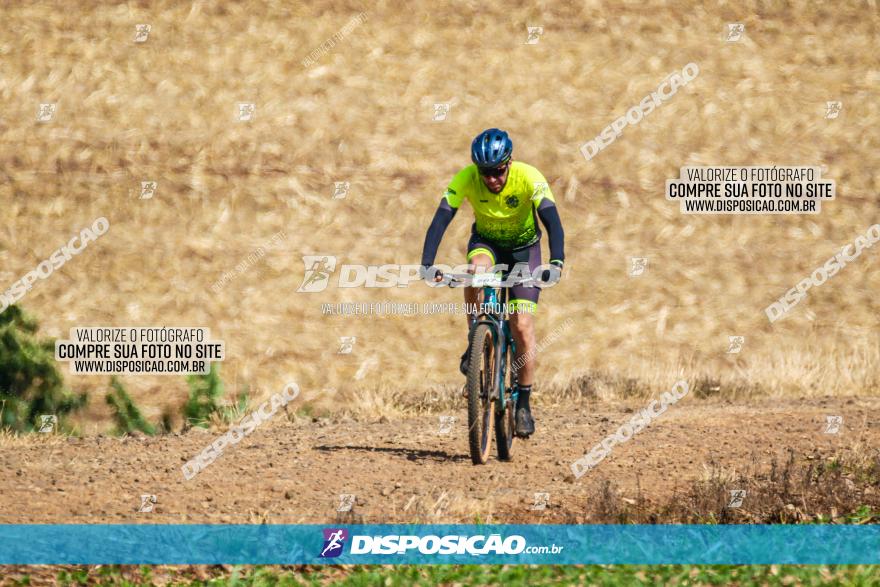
440, 272, 553, 289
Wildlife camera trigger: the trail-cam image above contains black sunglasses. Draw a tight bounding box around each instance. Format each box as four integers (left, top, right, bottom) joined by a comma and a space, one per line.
478, 162, 509, 177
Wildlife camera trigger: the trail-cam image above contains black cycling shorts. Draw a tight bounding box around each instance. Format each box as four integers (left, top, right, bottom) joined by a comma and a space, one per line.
466, 233, 542, 312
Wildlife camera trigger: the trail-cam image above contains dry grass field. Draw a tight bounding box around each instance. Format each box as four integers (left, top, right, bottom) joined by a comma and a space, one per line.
1, 4, 880, 584
0, 1, 878, 425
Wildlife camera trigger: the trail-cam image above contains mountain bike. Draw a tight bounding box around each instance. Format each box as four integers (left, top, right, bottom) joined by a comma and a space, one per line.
446, 271, 544, 465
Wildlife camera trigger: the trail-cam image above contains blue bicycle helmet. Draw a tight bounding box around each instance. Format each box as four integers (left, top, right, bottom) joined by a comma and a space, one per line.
471, 128, 513, 168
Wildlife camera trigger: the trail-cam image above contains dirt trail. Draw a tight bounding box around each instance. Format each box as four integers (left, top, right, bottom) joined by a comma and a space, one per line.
2, 397, 877, 524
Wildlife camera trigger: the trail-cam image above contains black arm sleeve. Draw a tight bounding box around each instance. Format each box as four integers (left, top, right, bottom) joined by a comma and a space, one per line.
420, 199, 458, 267
537, 200, 565, 262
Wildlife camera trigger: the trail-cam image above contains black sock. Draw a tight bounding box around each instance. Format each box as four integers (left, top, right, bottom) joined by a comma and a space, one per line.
516, 385, 532, 410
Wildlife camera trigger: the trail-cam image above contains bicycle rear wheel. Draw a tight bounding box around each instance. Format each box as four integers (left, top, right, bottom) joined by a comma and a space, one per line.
466, 323, 496, 465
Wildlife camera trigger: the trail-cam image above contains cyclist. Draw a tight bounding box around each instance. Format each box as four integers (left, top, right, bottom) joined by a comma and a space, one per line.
420, 128, 565, 438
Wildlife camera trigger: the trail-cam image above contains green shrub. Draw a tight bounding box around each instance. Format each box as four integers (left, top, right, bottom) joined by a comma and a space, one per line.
0, 305, 86, 432
184, 364, 225, 427
219, 390, 250, 424
105, 377, 155, 436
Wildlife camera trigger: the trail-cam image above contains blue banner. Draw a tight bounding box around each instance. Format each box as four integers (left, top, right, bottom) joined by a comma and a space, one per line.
1, 524, 879, 564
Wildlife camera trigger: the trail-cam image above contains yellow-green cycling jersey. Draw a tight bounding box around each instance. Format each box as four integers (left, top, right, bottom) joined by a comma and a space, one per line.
443, 161, 556, 250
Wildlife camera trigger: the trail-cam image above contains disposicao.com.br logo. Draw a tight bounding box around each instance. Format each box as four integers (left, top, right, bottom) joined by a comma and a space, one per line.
298, 255, 426, 292
319, 528, 349, 558
297, 256, 560, 292
318, 529, 564, 557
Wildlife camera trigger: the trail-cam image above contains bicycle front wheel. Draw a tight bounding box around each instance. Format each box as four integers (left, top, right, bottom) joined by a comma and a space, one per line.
466, 322, 496, 465
495, 342, 516, 461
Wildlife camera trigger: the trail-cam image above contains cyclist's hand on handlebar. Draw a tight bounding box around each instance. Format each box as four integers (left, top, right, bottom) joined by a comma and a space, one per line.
541, 260, 564, 283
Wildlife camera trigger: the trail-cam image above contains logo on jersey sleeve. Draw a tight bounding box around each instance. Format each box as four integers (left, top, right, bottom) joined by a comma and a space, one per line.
531, 182, 549, 202
320, 528, 349, 558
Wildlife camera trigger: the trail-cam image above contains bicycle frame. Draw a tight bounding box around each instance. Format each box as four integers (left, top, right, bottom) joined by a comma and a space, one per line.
440, 269, 547, 461
443, 269, 537, 412
469, 284, 518, 410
